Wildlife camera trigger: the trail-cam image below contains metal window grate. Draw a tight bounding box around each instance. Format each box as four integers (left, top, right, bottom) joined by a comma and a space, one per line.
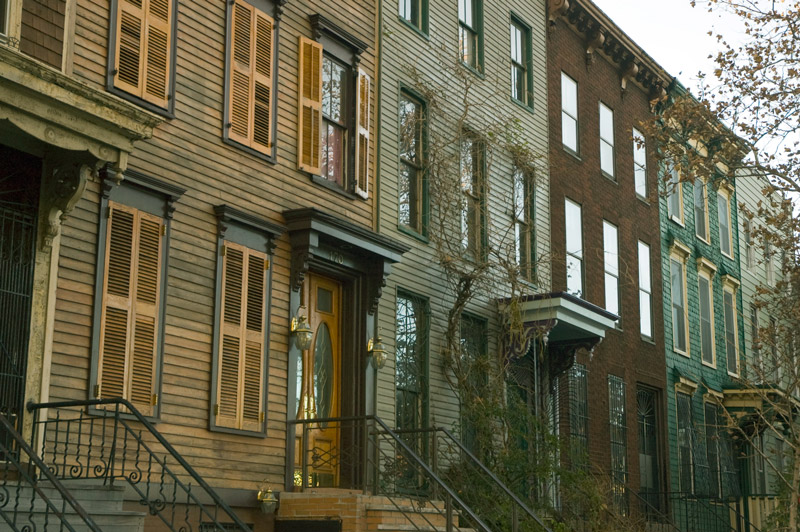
608, 375, 627, 514
569, 364, 588, 465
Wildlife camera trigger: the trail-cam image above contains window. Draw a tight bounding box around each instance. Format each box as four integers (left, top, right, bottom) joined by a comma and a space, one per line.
698, 271, 714, 366
396, 292, 429, 455
565, 199, 583, 297
637, 388, 661, 511
744, 220, 754, 268
399, 0, 426, 32
765, 240, 775, 285
671, 254, 688, 354
751, 433, 767, 495
458, 0, 481, 70
91, 172, 183, 419
510, 18, 532, 107
513, 168, 534, 280
694, 179, 709, 241
599, 103, 615, 178
638, 241, 652, 339
723, 281, 739, 375
569, 363, 589, 465
109, 0, 177, 112
297, 31, 370, 198
460, 134, 484, 256
211, 206, 280, 434
750, 305, 762, 381
603, 221, 619, 316
704, 403, 722, 499
460, 314, 487, 452
676, 392, 694, 494
667, 166, 683, 222
633, 128, 647, 198
399, 92, 425, 233
608, 375, 628, 515
225, 0, 275, 157
1, 0, 8, 36
718, 190, 733, 257
561, 73, 578, 153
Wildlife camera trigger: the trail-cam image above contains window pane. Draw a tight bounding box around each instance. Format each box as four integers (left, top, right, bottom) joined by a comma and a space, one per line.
638, 242, 651, 289
599, 104, 614, 141
635, 165, 647, 197
605, 273, 619, 315
561, 73, 577, 115
667, 167, 681, 218
671, 259, 686, 351
718, 193, 731, 255
512, 66, 525, 102
567, 255, 582, 296
694, 180, 707, 240
603, 222, 618, 275
510, 23, 522, 62
0, 0, 7, 35
565, 199, 582, 256
398, 163, 412, 227
639, 291, 652, 337
633, 130, 646, 196
322, 58, 345, 122
562, 115, 578, 152
601, 141, 614, 176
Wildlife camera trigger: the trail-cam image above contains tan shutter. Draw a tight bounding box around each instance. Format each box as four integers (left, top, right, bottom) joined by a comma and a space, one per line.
228, 0, 253, 147
297, 36, 323, 174
252, 10, 274, 153
354, 69, 371, 199
114, 0, 145, 96
142, 0, 172, 107
97, 204, 162, 416
216, 242, 267, 431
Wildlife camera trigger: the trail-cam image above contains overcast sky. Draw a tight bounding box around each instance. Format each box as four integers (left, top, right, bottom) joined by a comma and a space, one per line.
590, 0, 742, 91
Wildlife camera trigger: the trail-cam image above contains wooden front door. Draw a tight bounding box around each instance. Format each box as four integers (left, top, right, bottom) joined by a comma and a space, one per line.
296, 274, 341, 487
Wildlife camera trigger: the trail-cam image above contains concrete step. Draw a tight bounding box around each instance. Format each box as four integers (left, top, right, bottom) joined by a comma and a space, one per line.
375, 525, 476, 532
0, 509, 144, 532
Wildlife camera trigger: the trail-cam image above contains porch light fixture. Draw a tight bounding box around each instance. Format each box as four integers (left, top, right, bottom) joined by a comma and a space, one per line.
291, 306, 313, 350
367, 333, 387, 370
256, 483, 278, 514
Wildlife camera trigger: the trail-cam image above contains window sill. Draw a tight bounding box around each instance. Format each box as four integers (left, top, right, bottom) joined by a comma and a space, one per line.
210, 424, 267, 438
460, 61, 485, 79
721, 251, 734, 261
640, 335, 656, 345
696, 235, 711, 246
107, 85, 175, 120
562, 147, 581, 162
669, 215, 685, 228
674, 347, 690, 358
601, 171, 617, 184
397, 16, 429, 40
88, 404, 160, 424
398, 224, 429, 243
635, 194, 649, 206
310, 174, 361, 200
222, 137, 277, 164
510, 96, 534, 115
701, 359, 716, 370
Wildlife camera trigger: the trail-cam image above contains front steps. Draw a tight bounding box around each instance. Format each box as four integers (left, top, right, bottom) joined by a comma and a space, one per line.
0, 479, 145, 532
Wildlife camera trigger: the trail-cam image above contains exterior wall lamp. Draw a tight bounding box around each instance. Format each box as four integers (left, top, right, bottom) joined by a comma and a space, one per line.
256, 483, 278, 514
291, 305, 313, 350
367, 333, 387, 370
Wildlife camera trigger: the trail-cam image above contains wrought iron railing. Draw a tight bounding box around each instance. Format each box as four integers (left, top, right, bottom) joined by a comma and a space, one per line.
28, 398, 252, 532
0, 340, 26, 461
650, 492, 764, 532
0, 412, 103, 532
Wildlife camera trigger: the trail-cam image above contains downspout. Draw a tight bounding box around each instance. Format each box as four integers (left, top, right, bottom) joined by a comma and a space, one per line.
373, 0, 383, 234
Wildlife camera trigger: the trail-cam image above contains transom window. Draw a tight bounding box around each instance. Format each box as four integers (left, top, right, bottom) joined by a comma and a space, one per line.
399, 92, 425, 233
638, 241, 652, 339
565, 198, 583, 297
510, 19, 532, 107
599, 103, 615, 178
633, 128, 647, 197
322, 56, 349, 187
561, 73, 578, 153
458, 0, 481, 70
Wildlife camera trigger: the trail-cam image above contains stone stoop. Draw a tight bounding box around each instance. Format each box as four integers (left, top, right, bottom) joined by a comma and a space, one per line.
277, 491, 473, 532
0, 479, 145, 532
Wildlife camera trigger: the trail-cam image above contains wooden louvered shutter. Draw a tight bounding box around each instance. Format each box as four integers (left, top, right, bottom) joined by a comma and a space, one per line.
142, 0, 172, 107
114, 0, 145, 96
227, 1, 273, 154
297, 36, 323, 174
354, 69, 371, 199
216, 242, 267, 431
97, 203, 162, 417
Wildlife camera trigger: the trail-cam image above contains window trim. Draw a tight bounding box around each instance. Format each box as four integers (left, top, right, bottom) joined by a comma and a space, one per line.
599, 102, 615, 180
722, 275, 740, 377
209, 205, 283, 436
106, 0, 179, 117
637, 241, 653, 340
509, 14, 533, 109
513, 167, 535, 281
89, 169, 185, 421
670, 242, 690, 357
694, 178, 710, 243
395, 289, 430, 438
717, 187, 734, 259
633, 128, 647, 199
460, 131, 486, 259
560, 72, 579, 155
398, 87, 428, 237
398, 0, 429, 37
222, 0, 281, 162
697, 259, 717, 368
458, 0, 483, 73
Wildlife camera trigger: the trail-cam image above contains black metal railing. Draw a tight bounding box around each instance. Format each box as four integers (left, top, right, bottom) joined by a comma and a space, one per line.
0, 340, 26, 461
0, 412, 103, 532
650, 492, 764, 532
28, 398, 252, 532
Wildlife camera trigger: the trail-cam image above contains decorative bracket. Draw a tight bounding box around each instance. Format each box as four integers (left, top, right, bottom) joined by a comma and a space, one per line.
585, 27, 605, 66
41, 161, 91, 250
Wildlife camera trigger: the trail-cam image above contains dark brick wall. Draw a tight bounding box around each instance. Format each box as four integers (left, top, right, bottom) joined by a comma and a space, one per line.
20, 0, 66, 69
547, 18, 670, 496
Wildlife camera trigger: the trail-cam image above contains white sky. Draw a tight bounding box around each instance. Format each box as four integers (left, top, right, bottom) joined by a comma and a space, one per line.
590, 0, 742, 91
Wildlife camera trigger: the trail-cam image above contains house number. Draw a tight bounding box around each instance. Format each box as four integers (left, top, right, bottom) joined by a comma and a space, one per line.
329, 251, 344, 264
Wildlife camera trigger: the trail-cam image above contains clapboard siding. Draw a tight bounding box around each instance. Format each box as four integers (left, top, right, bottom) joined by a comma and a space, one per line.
50, 0, 379, 491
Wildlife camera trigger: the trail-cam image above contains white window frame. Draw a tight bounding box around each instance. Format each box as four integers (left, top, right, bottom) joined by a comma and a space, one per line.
670, 242, 690, 356
0, 0, 21, 42
633, 128, 647, 198
603, 220, 619, 317
722, 276, 740, 376
697, 259, 716, 368
599, 102, 615, 178
667, 166, 683, 224
718, 187, 734, 258
561, 72, 578, 154
565, 198, 583, 297
638, 241, 653, 339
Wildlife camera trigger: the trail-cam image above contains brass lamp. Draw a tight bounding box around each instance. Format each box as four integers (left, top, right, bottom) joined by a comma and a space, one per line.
367, 334, 387, 370
256, 482, 278, 514
291, 306, 313, 350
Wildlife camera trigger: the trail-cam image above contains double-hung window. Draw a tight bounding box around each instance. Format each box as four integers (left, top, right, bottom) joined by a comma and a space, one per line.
460, 134, 484, 257
718, 189, 733, 257
697, 260, 716, 366
608, 375, 628, 515
399, 0, 426, 32
561, 73, 578, 153
704, 403, 722, 498
458, 0, 481, 70
667, 166, 683, 222
396, 292, 429, 455
513, 168, 534, 280
109, 0, 178, 113
565, 199, 583, 297
670, 246, 689, 354
744, 220, 754, 268
599, 103, 615, 178
399, 92, 425, 234
638, 241, 652, 339
297, 26, 371, 199
723, 277, 739, 375
510, 18, 532, 107
765, 240, 775, 285
603, 221, 619, 316
676, 392, 694, 494
225, 0, 276, 157
460, 314, 487, 452
91, 171, 184, 418
569, 364, 589, 465
694, 179, 709, 241
633, 128, 647, 198
210, 206, 281, 435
